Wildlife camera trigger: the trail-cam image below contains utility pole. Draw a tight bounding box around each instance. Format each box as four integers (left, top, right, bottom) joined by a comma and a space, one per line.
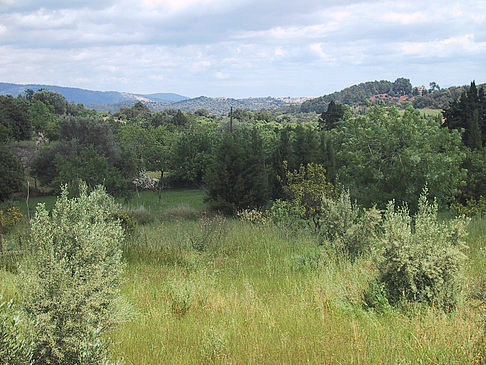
229, 106, 233, 133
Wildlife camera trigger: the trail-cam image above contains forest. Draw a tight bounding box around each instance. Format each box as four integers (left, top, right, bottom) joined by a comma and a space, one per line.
1, 81, 486, 364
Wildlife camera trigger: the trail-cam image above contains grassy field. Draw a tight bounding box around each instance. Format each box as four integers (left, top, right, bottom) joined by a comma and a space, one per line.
1, 188, 205, 217
1, 189, 485, 364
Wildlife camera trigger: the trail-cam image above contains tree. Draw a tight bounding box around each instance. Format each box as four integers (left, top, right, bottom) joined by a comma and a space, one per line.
0, 95, 32, 141
204, 129, 270, 213
0, 146, 24, 201
32, 90, 68, 115
18, 185, 125, 364
318, 100, 346, 131
443, 81, 486, 149
392, 77, 412, 96
31, 116, 137, 196
330, 104, 465, 208
168, 127, 215, 186
171, 110, 189, 127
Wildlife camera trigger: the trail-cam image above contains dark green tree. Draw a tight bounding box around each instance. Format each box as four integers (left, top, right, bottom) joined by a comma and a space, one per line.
392, 77, 413, 96
0, 146, 24, 201
204, 129, 270, 213
0, 95, 32, 141
443, 81, 486, 149
32, 90, 68, 115
318, 100, 346, 131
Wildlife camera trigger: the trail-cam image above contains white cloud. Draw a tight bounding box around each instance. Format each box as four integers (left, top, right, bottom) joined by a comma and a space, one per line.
382, 11, 427, 25
0, 0, 484, 97
401, 34, 486, 57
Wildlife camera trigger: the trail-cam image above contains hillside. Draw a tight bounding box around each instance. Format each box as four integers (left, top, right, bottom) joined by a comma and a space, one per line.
300, 79, 484, 114
0, 82, 188, 106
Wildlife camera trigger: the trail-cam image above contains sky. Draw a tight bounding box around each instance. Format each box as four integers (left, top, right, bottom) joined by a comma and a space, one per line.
0, 0, 485, 98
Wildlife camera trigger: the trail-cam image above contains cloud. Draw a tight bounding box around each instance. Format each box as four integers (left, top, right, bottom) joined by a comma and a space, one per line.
382, 11, 427, 25
0, 0, 484, 97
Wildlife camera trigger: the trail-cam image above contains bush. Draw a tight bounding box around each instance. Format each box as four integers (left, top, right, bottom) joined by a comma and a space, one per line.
282, 162, 334, 232
451, 196, 486, 217
17, 184, 125, 364
0, 296, 32, 365
318, 191, 382, 261
373, 190, 469, 310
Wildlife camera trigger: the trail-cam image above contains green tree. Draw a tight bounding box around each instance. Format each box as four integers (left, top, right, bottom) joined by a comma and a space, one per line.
32, 90, 68, 115
0, 146, 24, 201
0, 95, 32, 141
204, 129, 270, 213
168, 127, 215, 186
330, 104, 465, 208
392, 77, 413, 96
318, 100, 346, 131
31, 116, 137, 196
443, 81, 486, 149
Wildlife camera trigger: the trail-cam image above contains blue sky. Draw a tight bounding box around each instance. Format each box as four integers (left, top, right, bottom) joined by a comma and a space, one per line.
0, 0, 485, 97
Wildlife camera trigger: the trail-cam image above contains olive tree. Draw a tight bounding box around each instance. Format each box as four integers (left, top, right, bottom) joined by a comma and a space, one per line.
18, 184, 125, 364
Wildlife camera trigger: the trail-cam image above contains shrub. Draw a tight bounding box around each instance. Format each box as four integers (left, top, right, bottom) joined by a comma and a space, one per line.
166, 279, 194, 316
451, 196, 486, 217
17, 184, 125, 364
373, 190, 469, 310
318, 191, 382, 261
0, 296, 32, 365
237, 208, 268, 225
0, 207, 24, 251
282, 162, 334, 232
268, 199, 306, 232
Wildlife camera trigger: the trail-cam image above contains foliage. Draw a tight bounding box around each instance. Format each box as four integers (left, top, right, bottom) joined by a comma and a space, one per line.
451, 196, 486, 217
0, 146, 24, 202
17, 184, 125, 364
0, 296, 33, 365
0, 95, 32, 142
0, 207, 23, 241
236, 208, 269, 225
330, 104, 466, 209
318, 191, 382, 261
168, 127, 215, 187
443, 81, 486, 149
282, 162, 334, 231
318, 100, 346, 131
373, 191, 469, 309
204, 128, 270, 213
301, 78, 399, 113
458, 148, 486, 202
32, 90, 68, 115
31, 116, 137, 197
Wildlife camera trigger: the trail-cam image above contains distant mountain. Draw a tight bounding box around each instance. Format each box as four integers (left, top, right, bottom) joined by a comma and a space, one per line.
150, 96, 289, 114
0, 82, 188, 106
144, 93, 188, 102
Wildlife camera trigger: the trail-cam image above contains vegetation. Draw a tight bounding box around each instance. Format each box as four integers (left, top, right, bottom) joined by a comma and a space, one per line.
1, 80, 486, 363
14, 185, 125, 364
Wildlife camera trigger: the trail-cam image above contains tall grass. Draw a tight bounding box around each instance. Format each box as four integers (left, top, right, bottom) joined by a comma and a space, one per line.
1, 190, 485, 363
111, 218, 484, 364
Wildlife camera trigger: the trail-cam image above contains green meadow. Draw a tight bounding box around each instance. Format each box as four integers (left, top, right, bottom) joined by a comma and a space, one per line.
1, 189, 485, 364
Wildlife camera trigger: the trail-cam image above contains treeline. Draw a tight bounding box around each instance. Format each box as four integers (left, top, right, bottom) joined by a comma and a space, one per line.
300, 78, 484, 113
300, 78, 413, 113
2, 83, 486, 214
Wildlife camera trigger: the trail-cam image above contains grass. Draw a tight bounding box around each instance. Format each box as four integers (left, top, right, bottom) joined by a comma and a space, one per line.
1, 188, 206, 218
111, 219, 485, 364
1, 190, 485, 364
